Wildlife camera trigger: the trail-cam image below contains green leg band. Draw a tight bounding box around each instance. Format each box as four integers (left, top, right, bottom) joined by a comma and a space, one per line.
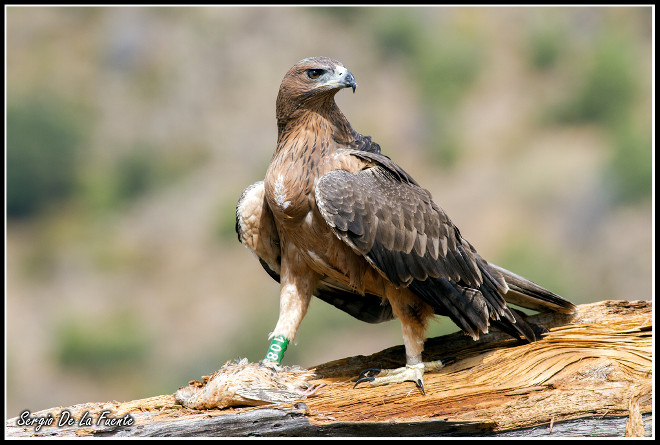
265, 335, 289, 365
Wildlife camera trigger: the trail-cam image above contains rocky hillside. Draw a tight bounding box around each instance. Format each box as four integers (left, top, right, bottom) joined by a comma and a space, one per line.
6, 6, 652, 417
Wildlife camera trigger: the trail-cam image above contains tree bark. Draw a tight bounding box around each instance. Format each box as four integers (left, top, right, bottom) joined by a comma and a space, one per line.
5, 300, 652, 437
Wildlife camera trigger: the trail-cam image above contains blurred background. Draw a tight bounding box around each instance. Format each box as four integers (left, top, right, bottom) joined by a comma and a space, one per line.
6, 6, 653, 417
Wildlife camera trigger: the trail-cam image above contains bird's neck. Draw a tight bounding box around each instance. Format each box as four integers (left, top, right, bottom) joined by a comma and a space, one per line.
275, 98, 354, 150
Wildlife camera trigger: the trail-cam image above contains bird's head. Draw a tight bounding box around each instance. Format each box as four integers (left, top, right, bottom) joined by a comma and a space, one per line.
276, 57, 356, 122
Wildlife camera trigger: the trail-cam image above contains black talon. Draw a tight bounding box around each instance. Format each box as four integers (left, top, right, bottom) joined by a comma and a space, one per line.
353, 376, 375, 389
416, 379, 426, 396
357, 368, 381, 379
353, 368, 382, 389
441, 357, 457, 366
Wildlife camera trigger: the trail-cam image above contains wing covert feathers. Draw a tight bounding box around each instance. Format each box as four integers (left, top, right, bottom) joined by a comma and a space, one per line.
315, 162, 488, 290
316, 151, 574, 341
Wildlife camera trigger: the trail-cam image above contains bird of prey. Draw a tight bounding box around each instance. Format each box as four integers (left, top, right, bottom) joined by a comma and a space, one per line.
236, 56, 576, 393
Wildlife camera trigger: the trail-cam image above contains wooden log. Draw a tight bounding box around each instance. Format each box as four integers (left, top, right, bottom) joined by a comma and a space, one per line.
5, 300, 652, 437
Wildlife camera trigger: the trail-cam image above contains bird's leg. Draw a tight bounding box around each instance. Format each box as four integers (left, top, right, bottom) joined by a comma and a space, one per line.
354, 358, 455, 394
263, 335, 290, 368
354, 288, 448, 394
261, 246, 320, 368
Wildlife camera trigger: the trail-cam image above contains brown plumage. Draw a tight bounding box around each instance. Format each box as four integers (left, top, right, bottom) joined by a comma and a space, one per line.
175, 358, 321, 409
236, 56, 576, 392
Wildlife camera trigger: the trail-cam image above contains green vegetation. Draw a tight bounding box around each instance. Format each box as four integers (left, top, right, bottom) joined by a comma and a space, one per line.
7, 96, 208, 220
552, 36, 638, 126
494, 235, 574, 302
213, 195, 242, 243
80, 144, 207, 214
545, 31, 650, 205
526, 25, 567, 72
6, 97, 87, 218
370, 9, 485, 168
606, 121, 652, 204
55, 311, 149, 374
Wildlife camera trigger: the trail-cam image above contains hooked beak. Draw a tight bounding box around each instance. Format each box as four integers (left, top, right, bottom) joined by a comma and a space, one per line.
342, 71, 357, 93
321, 67, 357, 93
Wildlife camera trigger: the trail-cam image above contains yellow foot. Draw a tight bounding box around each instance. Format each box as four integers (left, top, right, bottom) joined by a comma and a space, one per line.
353, 358, 455, 395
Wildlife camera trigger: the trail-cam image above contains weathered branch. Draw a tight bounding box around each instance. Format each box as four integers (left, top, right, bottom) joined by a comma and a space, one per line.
5, 300, 652, 437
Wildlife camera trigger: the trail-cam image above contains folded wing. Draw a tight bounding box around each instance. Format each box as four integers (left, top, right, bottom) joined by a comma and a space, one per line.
315, 150, 573, 340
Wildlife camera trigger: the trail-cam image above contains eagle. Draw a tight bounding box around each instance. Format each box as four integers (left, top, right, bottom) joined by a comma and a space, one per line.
235, 56, 576, 393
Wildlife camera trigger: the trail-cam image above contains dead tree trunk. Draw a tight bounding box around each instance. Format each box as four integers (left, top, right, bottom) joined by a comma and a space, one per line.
5, 300, 653, 437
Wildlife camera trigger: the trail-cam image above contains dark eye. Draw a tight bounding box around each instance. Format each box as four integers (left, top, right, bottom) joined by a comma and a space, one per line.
307, 69, 324, 79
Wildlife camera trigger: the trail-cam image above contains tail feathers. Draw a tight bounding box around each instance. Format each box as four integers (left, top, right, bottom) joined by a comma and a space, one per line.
410, 277, 490, 340
491, 264, 577, 314
410, 277, 535, 342
409, 264, 575, 343
490, 308, 549, 342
